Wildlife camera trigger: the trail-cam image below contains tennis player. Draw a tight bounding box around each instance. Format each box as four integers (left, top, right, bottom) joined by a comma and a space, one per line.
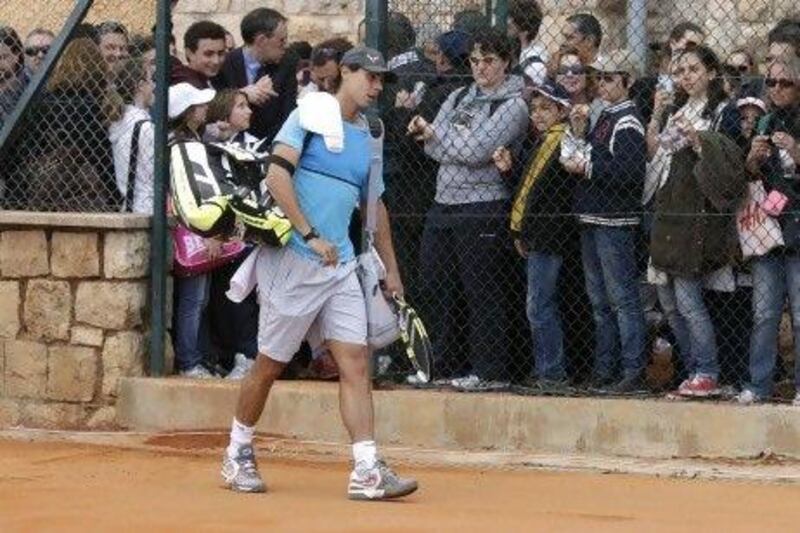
221, 47, 418, 501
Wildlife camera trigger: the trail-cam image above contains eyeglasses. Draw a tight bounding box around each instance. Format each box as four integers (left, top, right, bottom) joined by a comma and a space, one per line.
469, 55, 499, 67
765, 78, 795, 89
557, 65, 586, 76
725, 64, 749, 74
24, 45, 50, 56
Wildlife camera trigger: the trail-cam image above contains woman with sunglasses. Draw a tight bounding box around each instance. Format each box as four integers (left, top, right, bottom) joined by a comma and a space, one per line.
554, 47, 593, 105
740, 57, 800, 405
645, 45, 747, 398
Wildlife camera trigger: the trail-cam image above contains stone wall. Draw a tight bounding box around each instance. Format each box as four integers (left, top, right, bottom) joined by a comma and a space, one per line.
0, 213, 155, 430
3, 0, 797, 62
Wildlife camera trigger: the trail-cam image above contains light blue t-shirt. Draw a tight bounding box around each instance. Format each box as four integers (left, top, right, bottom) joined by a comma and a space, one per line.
273, 109, 384, 263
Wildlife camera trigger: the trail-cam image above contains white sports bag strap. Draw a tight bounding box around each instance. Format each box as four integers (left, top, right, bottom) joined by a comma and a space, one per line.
362, 114, 384, 247
357, 114, 399, 349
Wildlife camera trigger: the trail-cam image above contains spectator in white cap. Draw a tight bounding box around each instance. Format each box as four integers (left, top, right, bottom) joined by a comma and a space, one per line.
168, 81, 220, 380
737, 91, 767, 142
168, 82, 215, 141
565, 48, 649, 394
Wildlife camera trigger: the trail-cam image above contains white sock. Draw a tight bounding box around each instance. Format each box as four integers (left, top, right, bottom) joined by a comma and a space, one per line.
352, 440, 377, 469
227, 418, 255, 458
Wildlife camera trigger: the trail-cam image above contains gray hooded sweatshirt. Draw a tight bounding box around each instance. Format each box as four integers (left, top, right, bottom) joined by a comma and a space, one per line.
424, 74, 529, 205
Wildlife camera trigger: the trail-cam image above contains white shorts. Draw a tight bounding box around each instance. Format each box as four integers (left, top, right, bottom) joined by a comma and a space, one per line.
255, 246, 367, 362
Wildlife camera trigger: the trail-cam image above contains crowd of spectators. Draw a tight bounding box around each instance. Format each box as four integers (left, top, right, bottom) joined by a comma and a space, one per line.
0, 2, 799, 405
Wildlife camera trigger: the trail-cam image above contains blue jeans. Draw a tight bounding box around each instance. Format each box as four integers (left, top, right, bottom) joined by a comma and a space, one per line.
748, 253, 800, 396
657, 277, 718, 379
581, 226, 646, 379
526, 252, 566, 381
174, 273, 211, 371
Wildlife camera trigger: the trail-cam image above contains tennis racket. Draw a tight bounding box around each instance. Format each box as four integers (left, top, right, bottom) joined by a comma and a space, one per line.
392, 293, 433, 383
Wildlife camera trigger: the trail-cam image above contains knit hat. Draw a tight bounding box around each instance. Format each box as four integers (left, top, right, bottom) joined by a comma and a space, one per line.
436, 30, 471, 65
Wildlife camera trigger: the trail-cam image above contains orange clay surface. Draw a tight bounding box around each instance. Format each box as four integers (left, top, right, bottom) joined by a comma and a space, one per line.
1, 437, 800, 533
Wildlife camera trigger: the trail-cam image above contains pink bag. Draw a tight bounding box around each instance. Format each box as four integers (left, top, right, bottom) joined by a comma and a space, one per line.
172, 224, 245, 277
761, 190, 789, 217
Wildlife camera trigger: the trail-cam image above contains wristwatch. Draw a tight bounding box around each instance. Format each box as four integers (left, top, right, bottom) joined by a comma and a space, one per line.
302, 227, 320, 242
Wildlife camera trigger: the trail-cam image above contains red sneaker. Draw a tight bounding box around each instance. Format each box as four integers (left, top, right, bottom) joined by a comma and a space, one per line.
677, 375, 720, 397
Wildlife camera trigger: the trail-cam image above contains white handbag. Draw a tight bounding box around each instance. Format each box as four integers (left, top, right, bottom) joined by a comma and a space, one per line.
737, 180, 785, 259
356, 116, 400, 349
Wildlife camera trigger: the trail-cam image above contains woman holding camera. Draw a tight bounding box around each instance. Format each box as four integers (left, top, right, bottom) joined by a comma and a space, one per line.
739, 57, 800, 405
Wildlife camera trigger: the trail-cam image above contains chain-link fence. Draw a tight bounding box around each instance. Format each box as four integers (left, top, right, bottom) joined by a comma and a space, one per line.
0, 1, 156, 212
2, 0, 800, 405
378, 0, 800, 405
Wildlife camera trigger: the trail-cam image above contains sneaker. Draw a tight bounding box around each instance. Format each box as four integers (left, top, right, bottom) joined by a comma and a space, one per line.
179, 364, 214, 379
450, 374, 480, 389
735, 389, 762, 405
348, 459, 418, 501
793, 392, 800, 407
677, 375, 720, 397
526, 378, 570, 394
406, 373, 430, 386
451, 375, 508, 392
586, 375, 616, 392
606, 375, 648, 395
226, 353, 254, 381
221, 444, 267, 493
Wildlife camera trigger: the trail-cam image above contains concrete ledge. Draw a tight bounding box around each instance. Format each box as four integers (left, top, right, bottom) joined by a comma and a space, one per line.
117, 378, 800, 460
0, 211, 152, 229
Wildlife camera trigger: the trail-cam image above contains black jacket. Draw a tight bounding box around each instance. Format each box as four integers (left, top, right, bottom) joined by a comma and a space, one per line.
756, 106, 800, 251
573, 100, 647, 225
510, 129, 579, 256
213, 48, 299, 144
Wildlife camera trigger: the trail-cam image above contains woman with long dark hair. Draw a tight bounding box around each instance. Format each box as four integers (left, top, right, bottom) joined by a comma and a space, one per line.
645, 45, 747, 398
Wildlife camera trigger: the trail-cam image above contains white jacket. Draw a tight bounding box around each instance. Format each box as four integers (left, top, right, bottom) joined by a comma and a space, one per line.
109, 105, 155, 214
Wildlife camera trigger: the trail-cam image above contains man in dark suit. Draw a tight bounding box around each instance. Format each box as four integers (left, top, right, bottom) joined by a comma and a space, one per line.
213, 7, 298, 144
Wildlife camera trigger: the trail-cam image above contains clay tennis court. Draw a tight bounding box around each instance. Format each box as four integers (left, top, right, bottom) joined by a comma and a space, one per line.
1, 436, 800, 532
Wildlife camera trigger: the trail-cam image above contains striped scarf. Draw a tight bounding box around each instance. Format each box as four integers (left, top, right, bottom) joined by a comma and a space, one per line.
510, 124, 567, 233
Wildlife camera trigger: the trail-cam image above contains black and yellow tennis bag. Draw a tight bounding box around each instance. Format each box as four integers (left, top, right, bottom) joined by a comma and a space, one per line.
169, 141, 293, 246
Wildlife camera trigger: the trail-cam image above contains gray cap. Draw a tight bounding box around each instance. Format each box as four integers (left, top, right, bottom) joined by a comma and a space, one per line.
340, 46, 398, 83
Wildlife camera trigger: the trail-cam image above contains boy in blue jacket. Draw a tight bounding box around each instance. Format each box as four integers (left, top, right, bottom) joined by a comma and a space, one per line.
563, 51, 648, 393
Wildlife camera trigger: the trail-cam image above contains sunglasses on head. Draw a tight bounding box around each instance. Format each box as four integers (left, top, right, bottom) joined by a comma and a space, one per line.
557, 65, 585, 76
24, 45, 50, 56
765, 78, 795, 89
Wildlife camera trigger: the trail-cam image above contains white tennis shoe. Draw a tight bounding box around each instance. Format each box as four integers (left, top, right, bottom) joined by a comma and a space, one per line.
347, 459, 418, 501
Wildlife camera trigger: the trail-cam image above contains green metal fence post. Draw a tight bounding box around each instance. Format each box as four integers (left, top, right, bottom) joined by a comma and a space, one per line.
149, 0, 171, 376
494, 0, 509, 32
365, 0, 388, 55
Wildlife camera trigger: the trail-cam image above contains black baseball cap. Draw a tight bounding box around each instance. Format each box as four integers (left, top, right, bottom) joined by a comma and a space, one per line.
340, 46, 398, 83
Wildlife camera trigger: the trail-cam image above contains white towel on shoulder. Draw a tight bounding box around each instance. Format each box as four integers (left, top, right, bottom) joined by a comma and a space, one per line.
297, 91, 344, 153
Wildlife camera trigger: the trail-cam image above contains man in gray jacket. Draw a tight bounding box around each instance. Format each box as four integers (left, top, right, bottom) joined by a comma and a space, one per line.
408, 29, 529, 389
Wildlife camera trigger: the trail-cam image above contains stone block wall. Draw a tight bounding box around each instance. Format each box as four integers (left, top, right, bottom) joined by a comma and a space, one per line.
0, 213, 154, 430
3, 1, 797, 64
